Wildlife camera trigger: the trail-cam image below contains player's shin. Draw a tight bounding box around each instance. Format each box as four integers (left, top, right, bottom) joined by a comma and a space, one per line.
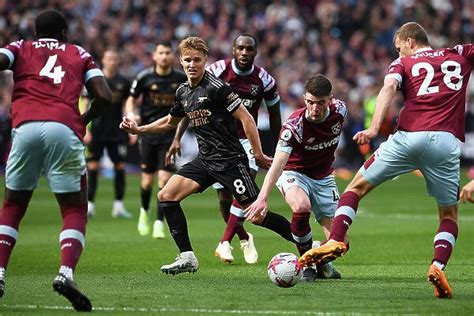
291, 212, 312, 256
329, 191, 359, 242
161, 201, 192, 252
59, 204, 87, 279
432, 218, 458, 269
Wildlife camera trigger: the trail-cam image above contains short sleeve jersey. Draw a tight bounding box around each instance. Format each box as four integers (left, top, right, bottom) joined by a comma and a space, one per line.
89, 74, 130, 142
386, 44, 474, 141
276, 99, 347, 179
170, 71, 246, 171
206, 59, 279, 139
130, 67, 186, 144
0, 38, 103, 141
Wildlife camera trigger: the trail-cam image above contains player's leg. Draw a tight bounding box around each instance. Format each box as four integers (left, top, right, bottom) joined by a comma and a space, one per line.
137, 141, 157, 236
0, 123, 43, 297
85, 138, 103, 218
212, 184, 236, 263
216, 161, 294, 245
107, 142, 131, 219
421, 131, 460, 299
300, 132, 415, 267
43, 122, 91, 311
159, 159, 212, 275
153, 145, 175, 239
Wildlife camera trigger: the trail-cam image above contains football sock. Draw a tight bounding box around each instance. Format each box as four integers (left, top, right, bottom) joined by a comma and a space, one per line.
114, 168, 125, 201
432, 218, 458, 268
259, 211, 294, 243
59, 204, 87, 270
291, 212, 312, 256
87, 169, 98, 202
218, 194, 232, 223
157, 201, 165, 221
161, 201, 192, 252
0, 199, 28, 268
329, 191, 359, 242
221, 213, 248, 242
140, 187, 152, 212
230, 200, 249, 241
59, 265, 74, 280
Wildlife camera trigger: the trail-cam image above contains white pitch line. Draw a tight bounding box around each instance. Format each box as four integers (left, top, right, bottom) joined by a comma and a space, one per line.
1, 304, 341, 315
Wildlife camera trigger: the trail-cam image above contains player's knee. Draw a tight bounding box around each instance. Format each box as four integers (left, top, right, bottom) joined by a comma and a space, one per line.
291, 202, 311, 214
158, 189, 176, 202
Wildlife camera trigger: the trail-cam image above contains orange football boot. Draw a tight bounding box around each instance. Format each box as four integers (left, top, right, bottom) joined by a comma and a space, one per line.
299, 240, 347, 267
427, 264, 452, 299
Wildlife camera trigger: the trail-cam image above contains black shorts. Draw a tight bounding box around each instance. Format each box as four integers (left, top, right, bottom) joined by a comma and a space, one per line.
87, 140, 127, 164
139, 140, 176, 174
176, 158, 259, 206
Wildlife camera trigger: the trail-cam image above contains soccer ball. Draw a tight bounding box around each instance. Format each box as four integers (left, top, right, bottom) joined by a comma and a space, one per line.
267, 252, 302, 288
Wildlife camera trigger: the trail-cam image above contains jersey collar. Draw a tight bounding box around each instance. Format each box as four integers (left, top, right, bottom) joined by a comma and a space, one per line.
414, 47, 433, 53
38, 38, 59, 42
231, 59, 254, 76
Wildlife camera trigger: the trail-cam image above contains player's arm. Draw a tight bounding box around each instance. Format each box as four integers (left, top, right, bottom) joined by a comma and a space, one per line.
233, 105, 272, 169
0, 53, 9, 71
460, 180, 474, 203
124, 96, 140, 121
267, 100, 282, 148
83, 76, 112, 125
245, 150, 289, 222
120, 113, 181, 135
353, 77, 397, 145
165, 117, 190, 165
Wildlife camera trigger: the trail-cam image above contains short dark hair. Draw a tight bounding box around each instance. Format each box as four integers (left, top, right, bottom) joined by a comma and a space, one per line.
156, 40, 173, 49
394, 22, 430, 46
233, 33, 258, 49
304, 74, 332, 96
35, 10, 68, 39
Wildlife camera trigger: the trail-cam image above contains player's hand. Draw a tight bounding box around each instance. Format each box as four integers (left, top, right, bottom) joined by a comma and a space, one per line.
255, 153, 272, 170
460, 180, 474, 203
165, 139, 181, 166
83, 130, 92, 145
353, 128, 378, 145
244, 196, 268, 224
120, 117, 140, 135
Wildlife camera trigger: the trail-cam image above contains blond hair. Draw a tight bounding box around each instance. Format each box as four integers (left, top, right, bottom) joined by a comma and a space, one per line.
178, 36, 209, 56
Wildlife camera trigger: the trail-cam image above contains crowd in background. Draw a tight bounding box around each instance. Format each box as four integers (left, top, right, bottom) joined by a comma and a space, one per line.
1, 0, 474, 172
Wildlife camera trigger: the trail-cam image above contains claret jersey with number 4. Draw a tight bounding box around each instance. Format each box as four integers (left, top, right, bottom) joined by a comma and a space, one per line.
386, 44, 474, 141
0, 38, 103, 140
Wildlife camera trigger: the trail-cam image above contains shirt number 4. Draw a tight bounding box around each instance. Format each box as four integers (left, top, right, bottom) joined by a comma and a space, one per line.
39, 54, 65, 84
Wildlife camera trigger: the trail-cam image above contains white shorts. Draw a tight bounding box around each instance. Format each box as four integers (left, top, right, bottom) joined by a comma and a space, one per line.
276, 171, 339, 221
6, 122, 86, 193
212, 138, 257, 190
361, 131, 460, 206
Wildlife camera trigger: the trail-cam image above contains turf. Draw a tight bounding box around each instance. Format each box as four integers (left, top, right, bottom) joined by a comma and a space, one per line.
0, 171, 473, 315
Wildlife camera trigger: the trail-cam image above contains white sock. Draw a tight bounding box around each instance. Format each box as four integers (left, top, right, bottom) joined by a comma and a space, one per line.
433, 260, 445, 271
59, 265, 74, 280
0, 267, 5, 280
113, 200, 124, 210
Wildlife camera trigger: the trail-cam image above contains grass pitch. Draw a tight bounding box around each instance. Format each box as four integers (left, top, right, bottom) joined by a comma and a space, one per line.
0, 171, 473, 315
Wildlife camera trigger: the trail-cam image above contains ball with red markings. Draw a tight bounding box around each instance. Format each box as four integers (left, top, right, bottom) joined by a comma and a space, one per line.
267, 253, 302, 288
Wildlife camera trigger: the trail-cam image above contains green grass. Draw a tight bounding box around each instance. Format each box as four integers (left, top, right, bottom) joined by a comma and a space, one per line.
1, 171, 474, 315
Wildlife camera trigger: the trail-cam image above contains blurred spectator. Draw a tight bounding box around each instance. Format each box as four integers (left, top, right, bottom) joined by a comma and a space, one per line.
0, 0, 472, 171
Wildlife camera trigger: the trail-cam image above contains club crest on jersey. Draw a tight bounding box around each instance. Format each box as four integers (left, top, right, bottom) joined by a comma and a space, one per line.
281, 129, 292, 141
250, 85, 259, 96
331, 122, 341, 134
150, 84, 159, 91
287, 178, 295, 183
197, 96, 209, 103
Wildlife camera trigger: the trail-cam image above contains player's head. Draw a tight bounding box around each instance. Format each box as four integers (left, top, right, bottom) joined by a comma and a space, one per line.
303, 74, 333, 122
394, 22, 430, 57
232, 33, 257, 71
35, 10, 68, 41
153, 40, 174, 69
101, 48, 120, 73
178, 37, 209, 84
